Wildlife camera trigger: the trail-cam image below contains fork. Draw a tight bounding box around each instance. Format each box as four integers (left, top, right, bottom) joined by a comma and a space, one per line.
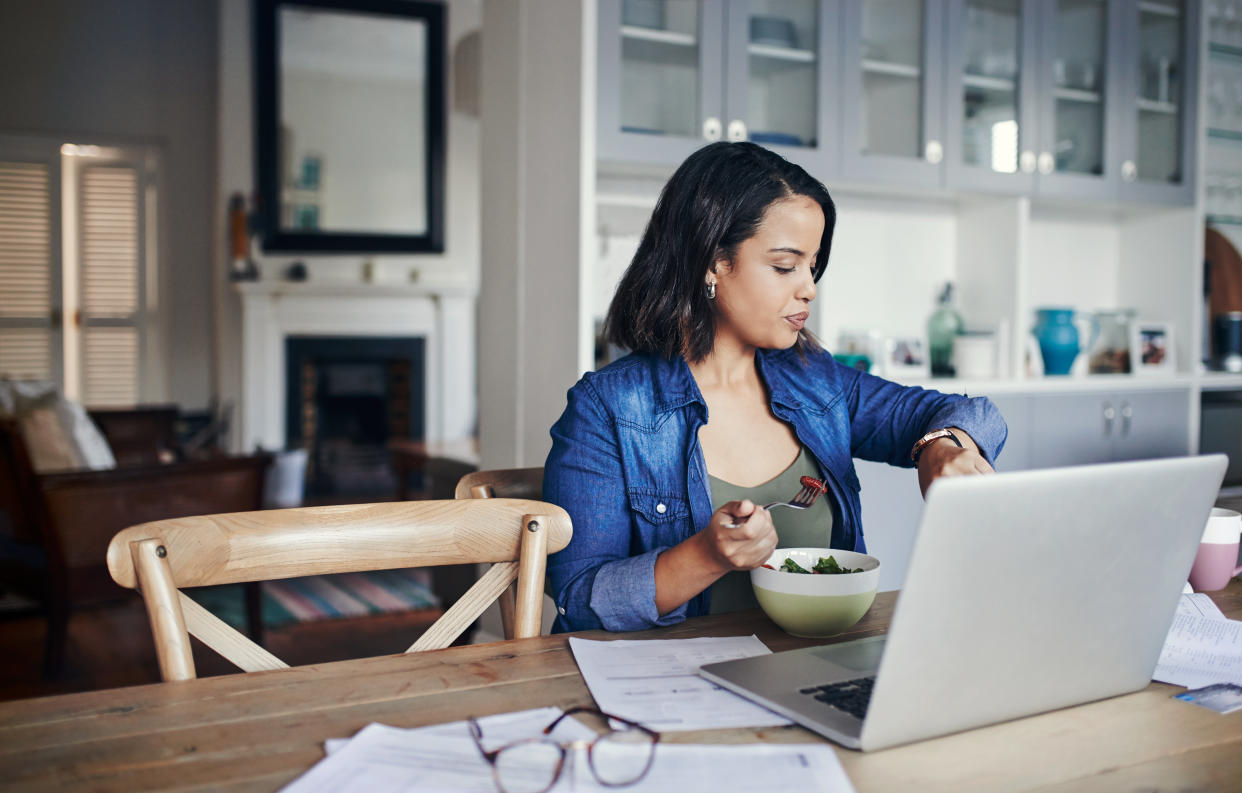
722, 476, 827, 528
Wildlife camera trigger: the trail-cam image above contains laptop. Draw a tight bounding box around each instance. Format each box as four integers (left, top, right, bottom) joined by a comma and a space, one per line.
698, 455, 1227, 751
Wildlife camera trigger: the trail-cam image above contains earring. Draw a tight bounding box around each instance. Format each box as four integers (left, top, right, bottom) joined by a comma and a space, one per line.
707, 281, 717, 300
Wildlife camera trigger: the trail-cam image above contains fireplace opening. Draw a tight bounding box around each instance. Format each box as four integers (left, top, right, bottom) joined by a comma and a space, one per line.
285, 336, 425, 498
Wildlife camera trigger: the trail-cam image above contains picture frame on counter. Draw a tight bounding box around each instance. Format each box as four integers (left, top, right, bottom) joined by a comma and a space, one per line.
884, 335, 931, 378
1131, 321, 1174, 374
835, 329, 884, 375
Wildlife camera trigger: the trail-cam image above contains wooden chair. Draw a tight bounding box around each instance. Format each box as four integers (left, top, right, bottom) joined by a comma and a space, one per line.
106, 498, 572, 682
456, 467, 545, 639
455, 466, 543, 501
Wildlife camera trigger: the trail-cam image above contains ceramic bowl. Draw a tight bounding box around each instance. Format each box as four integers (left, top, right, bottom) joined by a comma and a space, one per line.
749, 15, 796, 48
750, 548, 880, 638
622, 0, 665, 29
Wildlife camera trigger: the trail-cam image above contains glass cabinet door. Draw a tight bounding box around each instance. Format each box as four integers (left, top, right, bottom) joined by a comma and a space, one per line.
597, 0, 725, 164
722, 1, 836, 175
945, 0, 1039, 193
1118, 0, 1198, 204
1034, 0, 1116, 198
840, 0, 944, 187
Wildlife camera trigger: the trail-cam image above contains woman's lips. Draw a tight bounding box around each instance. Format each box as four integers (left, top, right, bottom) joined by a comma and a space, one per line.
785, 312, 809, 330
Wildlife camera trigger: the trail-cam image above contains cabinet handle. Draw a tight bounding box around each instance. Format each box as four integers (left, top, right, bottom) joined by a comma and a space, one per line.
1120, 401, 1132, 436
703, 117, 723, 141
925, 140, 943, 164
726, 119, 748, 142
1121, 160, 1137, 182
1020, 151, 1036, 173
1102, 402, 1116, 436
1037, 152, 1054, 175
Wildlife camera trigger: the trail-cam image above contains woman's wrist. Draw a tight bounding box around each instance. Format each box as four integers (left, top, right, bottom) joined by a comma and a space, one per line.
653, 530, 730, 615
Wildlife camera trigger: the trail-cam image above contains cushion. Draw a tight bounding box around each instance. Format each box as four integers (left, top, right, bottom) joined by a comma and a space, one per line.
0, 377, 116, 472
18, 408, 80, 472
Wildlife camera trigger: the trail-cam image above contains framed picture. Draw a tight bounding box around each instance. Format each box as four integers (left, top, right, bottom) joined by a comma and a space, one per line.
291, 204, 319, 231
835, 329, 884, 374
1131, 321, 1174, 374
884, 335, 931, 378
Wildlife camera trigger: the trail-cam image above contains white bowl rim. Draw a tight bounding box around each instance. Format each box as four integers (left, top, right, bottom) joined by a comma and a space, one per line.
762, 547, 880, 573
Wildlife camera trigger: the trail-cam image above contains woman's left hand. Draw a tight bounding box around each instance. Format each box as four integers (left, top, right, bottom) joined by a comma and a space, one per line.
917, 429, 994, 497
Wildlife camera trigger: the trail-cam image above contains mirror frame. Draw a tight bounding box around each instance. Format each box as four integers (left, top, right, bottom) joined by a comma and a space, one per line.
254, 0, 446, 253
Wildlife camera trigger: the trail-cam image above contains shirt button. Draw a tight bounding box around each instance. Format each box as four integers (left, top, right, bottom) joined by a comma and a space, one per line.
558, 606, 566, 615
656, 503, 667, 514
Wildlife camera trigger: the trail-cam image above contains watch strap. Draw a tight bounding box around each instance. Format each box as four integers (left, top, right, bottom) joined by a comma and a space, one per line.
910, 428, 962, 463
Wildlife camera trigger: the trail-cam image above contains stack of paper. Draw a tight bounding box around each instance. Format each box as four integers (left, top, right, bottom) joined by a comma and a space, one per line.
278, 706, 856, 793
1154, 594, 1242, 689
568, 635, 792, 731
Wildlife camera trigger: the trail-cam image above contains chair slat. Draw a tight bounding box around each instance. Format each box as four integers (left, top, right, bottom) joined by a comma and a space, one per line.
179, 593, 288, 674
405, 561, 518, 652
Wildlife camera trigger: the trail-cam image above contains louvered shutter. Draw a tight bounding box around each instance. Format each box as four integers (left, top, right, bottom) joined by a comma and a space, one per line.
0, 157, 63, 384
77, 162, 144, 407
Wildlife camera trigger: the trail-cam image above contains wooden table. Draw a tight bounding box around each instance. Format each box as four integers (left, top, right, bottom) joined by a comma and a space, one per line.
1, 580, 1239, 793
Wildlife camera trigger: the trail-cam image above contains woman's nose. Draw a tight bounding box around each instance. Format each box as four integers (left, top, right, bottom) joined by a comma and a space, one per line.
796, 272, 816, 302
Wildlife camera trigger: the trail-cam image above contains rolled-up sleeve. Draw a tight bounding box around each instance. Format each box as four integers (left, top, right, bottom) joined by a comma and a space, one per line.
544, 378, 683, 632
842, 363, 1008, 467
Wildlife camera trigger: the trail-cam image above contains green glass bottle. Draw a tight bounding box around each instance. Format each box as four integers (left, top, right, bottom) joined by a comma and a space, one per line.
927, 282, 963, 377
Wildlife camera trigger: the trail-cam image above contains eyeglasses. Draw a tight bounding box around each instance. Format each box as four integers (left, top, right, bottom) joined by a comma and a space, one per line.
468, 706, 660, 793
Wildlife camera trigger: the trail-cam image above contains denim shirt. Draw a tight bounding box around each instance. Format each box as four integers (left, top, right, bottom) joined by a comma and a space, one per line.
542, 348, 1007, 633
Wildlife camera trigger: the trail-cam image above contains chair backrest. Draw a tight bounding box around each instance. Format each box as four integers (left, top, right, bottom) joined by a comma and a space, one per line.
455, 467, 544, 500
106, 498, 571, 682
456, 467, 546, 640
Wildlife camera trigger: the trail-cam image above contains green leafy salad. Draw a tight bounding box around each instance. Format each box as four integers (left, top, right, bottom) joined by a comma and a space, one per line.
779, 555, 863, 575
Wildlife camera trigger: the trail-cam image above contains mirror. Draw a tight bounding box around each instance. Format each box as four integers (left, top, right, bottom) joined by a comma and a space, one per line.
255, 0, 445, 253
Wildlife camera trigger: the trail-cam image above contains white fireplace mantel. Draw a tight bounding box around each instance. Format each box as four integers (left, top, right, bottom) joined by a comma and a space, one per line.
236, 281, 476, 451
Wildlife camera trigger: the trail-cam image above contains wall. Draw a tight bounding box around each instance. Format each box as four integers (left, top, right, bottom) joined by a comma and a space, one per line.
216, 0, 482, 450
0, 0, 218, 409
478, 0, 594, 469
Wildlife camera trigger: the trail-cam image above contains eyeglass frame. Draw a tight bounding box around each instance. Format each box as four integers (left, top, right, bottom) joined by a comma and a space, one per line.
467, 705, 661, 793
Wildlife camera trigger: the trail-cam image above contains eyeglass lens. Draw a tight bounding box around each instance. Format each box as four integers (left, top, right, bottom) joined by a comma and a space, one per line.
493, 740, 564, 793
587, 726, 657, 786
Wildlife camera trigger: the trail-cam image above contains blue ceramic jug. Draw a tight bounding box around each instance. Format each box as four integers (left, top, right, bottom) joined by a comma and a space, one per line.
1034, 307, 1095, 376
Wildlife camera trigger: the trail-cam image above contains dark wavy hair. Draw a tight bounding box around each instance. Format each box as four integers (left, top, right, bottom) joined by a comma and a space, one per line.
604, 142, 836, 363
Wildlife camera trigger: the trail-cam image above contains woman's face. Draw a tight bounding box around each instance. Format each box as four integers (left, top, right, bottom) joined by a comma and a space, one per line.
708, 195, 823, 353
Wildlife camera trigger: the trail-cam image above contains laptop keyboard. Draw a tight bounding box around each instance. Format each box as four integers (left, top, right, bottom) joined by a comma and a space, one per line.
799, 677, 875, 721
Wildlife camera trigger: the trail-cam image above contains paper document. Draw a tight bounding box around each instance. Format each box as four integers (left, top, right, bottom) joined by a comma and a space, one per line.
1154, 613, 1242, 689
280, 707, 590, 793
281, 705, 855, 793
1177, 593, 1227, 621
569, 635, 792, 731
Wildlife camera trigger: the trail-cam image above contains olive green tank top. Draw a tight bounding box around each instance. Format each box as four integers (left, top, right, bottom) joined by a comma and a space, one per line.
706, 446, 834, 614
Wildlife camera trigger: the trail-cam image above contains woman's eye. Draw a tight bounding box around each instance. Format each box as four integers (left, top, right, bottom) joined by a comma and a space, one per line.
772, 265, 795, 274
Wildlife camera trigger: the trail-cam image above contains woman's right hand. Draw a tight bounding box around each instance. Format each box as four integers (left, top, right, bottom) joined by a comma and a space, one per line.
699, 499, 779, 573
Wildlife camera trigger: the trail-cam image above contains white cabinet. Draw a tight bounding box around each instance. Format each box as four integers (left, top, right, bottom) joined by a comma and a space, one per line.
1026, 388, 1191, 468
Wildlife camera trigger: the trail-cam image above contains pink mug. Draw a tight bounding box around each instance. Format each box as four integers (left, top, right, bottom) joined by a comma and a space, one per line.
1188, 508, 1242, 592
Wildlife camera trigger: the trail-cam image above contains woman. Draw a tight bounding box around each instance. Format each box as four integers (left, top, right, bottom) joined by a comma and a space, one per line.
544, 142, 1006, 633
